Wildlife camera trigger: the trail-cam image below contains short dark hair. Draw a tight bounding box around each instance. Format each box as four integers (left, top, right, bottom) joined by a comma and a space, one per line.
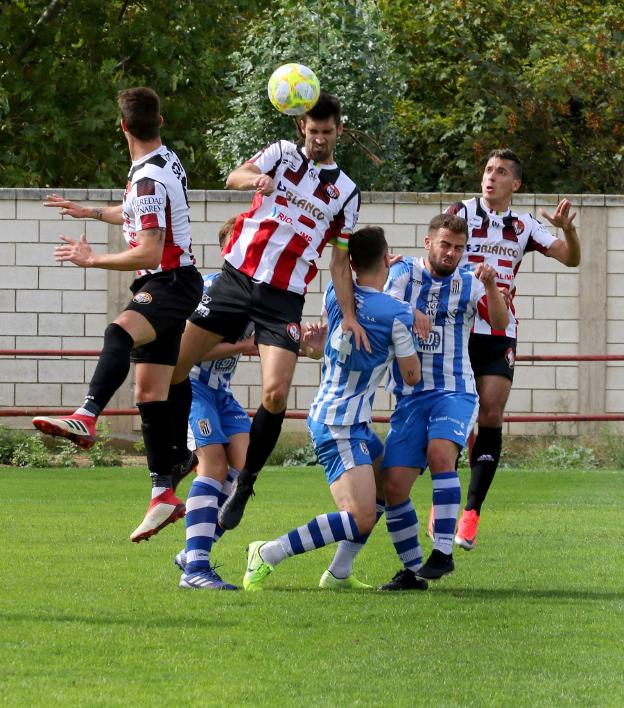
117, 87, 161, 141
487, 148, 523, 180
303, 91, 342, 125
218, 216, 237, 249
348, 226, 388, 272
428, 213, 468, 240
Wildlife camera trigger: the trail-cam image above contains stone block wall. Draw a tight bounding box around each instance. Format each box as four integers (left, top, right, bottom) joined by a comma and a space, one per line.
1, 188, 622, 436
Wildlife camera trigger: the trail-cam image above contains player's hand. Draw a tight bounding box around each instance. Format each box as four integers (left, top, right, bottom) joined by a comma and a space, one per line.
342, 315, 371, 353
301, 321, 328, 358
413, 309, 432, 340
44, 194, 91, 219
388, 253, 403, 266
539, 198, 577, 232
239, 334, 258, 357
253, 175, 275, 196
54, 234, 95, 267
476, 263, 498, 287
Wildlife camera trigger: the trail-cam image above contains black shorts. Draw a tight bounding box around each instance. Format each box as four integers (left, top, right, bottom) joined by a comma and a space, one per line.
126, 266, 203, 366
188, 261, 304, 354
468, 333, 517, 382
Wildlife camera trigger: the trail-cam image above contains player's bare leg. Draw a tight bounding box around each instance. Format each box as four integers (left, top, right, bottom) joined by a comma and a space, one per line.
244, 465, 376, 591
218, 344, 297, 530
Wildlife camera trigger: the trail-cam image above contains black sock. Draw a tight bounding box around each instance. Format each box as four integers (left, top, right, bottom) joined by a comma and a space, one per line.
137, 400, 173, 487
239, 404, 286, 485
466, 426, 503, 514
82, 323, 134, 415
168, 378, 192, 465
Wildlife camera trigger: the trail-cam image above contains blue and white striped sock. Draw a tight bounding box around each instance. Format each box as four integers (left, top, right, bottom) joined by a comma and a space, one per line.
432, 471, 461, 555
260, 511, 360, 567
185, 477, 222, 574
213, 467, 239, 545
328, 499, 385, 578
386, 498, 423, 572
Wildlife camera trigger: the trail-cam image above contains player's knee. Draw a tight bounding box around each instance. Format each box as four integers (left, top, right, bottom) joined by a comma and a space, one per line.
262, 385, 289, 413
382, 475, 409, 506
350, 507, 376, 535
478, 408, 504, 427
427, 449, 455, 472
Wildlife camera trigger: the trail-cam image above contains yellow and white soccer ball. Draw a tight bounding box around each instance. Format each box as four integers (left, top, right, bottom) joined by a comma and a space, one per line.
267, 63, 320, 116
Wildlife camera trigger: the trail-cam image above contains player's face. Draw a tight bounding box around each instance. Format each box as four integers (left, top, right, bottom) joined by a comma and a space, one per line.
425, 228, 466, 277
301, 117, 342, 163
481, 157, 521, 209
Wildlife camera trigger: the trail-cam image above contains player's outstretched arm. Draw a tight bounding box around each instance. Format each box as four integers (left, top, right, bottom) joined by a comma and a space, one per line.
44, 194, 123, 225
54, 228, 164, 271
200, 335, 258, 361
329, 246, 371, 353
540, 198, 581, 267
478, 264, 509, 331
225, 163, 274, 195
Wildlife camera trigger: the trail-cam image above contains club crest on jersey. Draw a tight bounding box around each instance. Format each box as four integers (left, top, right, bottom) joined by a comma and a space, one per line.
198, 418, 212, 437
359, 441, 369, 456
512, 219, 525, 235
325, 183, 340, 199
133, 292, 152, 304
451, 279, 461, 294
286, 322, 301, 343
505, 347, 515, 369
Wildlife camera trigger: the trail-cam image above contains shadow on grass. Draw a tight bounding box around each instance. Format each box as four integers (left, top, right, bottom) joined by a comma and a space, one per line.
2, 584, 622, 631
433, 587, 624, 601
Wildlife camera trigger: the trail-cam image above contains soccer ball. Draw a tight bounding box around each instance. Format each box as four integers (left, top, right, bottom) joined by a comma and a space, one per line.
267, 63, 320, 116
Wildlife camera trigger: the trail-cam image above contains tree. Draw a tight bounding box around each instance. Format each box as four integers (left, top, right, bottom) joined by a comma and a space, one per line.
207, 0, 409, 191
0, 0, 268, 188
379, 0, 624, 193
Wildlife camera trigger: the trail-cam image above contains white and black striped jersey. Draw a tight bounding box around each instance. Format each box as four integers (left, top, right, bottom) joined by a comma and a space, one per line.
123, 145, 195, 277
446, 197, 556, 337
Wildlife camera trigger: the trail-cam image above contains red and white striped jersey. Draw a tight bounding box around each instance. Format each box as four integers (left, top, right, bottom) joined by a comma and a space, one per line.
223, 140, 360, 295
446, 197, 556, 337
123, 145, 195, 277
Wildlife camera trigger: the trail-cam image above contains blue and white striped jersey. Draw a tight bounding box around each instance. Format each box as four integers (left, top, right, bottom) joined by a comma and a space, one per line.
385, 257, 485, 395
189, 273, 253, 391
309, 281, 416, 426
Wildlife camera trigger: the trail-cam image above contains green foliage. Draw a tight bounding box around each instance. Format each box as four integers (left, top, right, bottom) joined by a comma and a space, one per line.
10, 435, 50, 468
0, 0, 269, 188
86, 421, 122, 468
541, 443, 597, 470
207, 0, 409, 190
133, 438, 146, 456
54, 439, 78, 468
282, 443, 318, 467
379, 0, 624, 192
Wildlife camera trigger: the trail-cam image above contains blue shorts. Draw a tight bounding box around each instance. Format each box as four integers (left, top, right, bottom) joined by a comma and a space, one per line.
308, 419, 384, 485
382, 389, 478, 471
187, 380, 251, 450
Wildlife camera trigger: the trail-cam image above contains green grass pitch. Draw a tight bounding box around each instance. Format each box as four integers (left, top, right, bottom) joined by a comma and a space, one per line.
1, 465, 623, 706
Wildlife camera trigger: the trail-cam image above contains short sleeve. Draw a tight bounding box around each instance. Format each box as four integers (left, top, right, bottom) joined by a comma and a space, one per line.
392, 303, 416, 358
131, 178, 168, 232
247, 141, 283, 175
384, 260, 410, 301
526, 216, 557, 255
